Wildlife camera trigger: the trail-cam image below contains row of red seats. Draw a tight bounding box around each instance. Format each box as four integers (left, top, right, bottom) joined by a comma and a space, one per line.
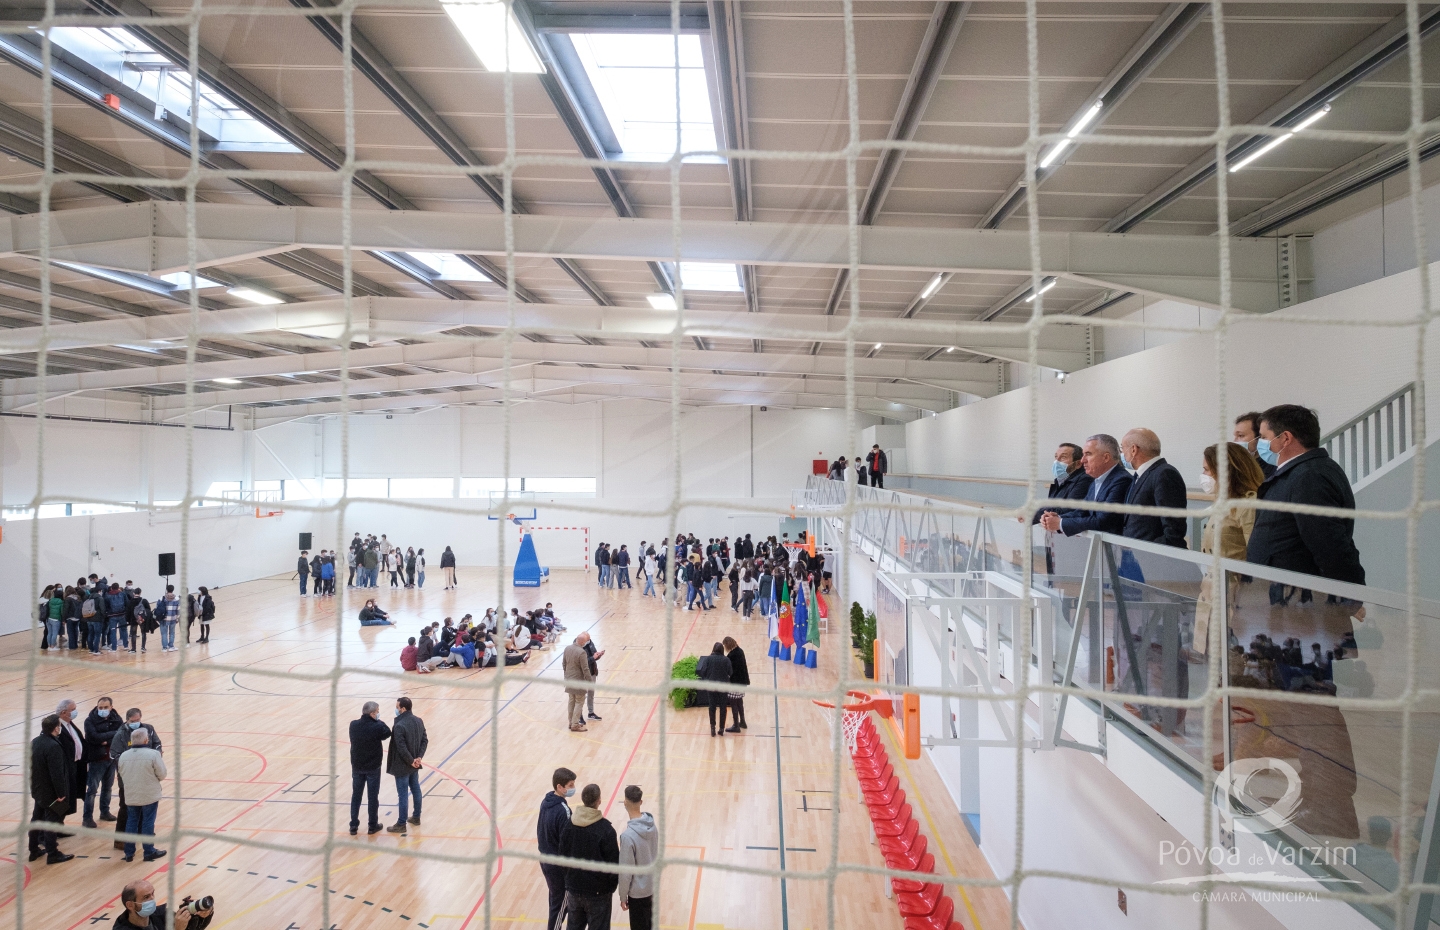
852, 715, 963, 930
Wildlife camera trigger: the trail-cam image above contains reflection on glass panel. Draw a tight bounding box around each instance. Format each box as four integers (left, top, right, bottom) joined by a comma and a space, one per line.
1225, 569, 1440, 904
876, 576, 909, 723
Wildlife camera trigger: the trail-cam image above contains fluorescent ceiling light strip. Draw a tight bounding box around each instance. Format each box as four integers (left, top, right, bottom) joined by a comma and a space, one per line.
1229, 105, 1330, 173
1068, 100, 1103, 137
1038, 139, 1071, 169
920, 274, 944, 299
229, 287, 283, 306
647, 293, 677, 310
1024, 278, 1057, 302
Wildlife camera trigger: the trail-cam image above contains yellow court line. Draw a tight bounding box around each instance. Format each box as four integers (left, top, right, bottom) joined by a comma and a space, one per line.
881, 718, 986, 930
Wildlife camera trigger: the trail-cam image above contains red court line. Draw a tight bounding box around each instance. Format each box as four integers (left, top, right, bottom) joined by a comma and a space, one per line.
603, 608, 701, 819
0, 856, 32, 910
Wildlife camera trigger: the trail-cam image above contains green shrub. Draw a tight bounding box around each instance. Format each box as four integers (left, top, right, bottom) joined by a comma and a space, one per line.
850, 601, 865, 645
669, 654, 699, 710
856, 610, 877, 667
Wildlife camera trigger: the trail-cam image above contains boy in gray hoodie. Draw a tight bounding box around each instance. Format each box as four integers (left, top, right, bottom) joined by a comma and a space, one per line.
617, 785, 658, 930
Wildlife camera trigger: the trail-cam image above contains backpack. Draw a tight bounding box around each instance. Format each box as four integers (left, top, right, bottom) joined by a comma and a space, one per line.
81, 597, 97, 619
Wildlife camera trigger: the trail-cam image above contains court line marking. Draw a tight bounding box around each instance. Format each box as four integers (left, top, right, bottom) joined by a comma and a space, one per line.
771, 653, 790, 930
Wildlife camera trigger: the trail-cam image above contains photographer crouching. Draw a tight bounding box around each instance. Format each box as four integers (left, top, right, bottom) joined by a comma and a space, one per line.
114, 880, 214, 930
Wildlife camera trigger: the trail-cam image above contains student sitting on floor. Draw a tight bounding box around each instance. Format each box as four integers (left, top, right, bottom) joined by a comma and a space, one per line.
359, 599, 391, 626
400, 637, 418, 672
450, 633, 477, 669
479, 636, 530, 668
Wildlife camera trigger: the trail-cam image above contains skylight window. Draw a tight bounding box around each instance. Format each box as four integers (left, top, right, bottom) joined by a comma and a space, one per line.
570, 33, 719, 162
160, 271, 224, 291
408, 253, 492, 282
40, 27, 300, 154
444, 1, 545, 73
677, 262, 742, 292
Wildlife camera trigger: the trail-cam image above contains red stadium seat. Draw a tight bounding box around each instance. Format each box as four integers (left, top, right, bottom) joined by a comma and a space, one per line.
890, 852, 935, 894
883, 834, 929, 871
876, 817, 919, 853
872, 804, 913, 835
896, 882, 944, 917
863, 775, 900, 803
902, 893, 955, 930
858, 762, 895, 789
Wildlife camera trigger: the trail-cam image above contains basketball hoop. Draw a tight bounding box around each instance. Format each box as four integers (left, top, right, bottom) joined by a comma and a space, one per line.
255, 508, 284, 518
814, 691, 894, 753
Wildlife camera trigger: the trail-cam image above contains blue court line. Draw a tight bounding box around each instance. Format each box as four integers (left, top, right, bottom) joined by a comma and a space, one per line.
772, 653, 791, 930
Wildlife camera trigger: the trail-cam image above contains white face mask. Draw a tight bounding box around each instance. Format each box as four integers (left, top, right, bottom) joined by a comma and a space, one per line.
1199, 474, 1217, 496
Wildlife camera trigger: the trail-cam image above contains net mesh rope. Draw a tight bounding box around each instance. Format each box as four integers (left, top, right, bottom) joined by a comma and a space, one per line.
2, 0, 1434, 928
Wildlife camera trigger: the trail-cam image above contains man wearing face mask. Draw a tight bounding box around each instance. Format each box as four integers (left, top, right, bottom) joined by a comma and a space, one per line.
1039, 434, 1133, 537
1246, 404, 1365, 585
1234, 412, 1278, 479
110, 708, 161, 850
1032, 442, 1092, 525
113, 879, 214, 929
1117, 428, 1190, 548
84, 696, 122, 828
348, 701, 391, 836
538, 766, 578, 930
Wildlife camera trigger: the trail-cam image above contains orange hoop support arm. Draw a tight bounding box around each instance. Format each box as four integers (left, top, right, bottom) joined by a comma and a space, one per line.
812, 690, 896, 719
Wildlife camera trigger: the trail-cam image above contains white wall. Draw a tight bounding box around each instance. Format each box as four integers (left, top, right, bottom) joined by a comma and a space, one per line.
1103, 299, 1221, 362
906, 259, 1440, 489
0, 401, 876, 633
1312, 176, 1440, 298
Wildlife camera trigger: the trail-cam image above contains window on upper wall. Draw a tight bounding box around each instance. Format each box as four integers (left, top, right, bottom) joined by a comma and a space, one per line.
204, 481, 241, 505
526, 477, 597, 495
567, 33, 721, 162
41, 27, 301, 153
321, 478, 390, 499
71, 502, 137, 516
389, 478, 456, 499
459, 477, 524, 498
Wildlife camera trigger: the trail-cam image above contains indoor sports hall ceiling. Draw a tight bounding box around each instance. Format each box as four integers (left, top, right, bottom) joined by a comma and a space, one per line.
0, 0, 1435, 422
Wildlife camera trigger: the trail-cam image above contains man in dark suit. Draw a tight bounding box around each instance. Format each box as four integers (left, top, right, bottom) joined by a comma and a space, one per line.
1040, 434, 1133, 537
1246, 404, 1365, 584
29, 714, 74, 864
1118, 428, 1190, 548
1234, 411, 1278, 479
1034, 442, 1092, 524
866, 445, 889, 489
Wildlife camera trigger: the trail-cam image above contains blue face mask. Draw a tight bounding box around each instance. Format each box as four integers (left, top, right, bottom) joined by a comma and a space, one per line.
137, 900, 157, 918
565, 786, 576, 798
97, 708, 109, 718
1051, 460, 1068, 480
1256, 438, 1280, 466
128, 721, 141, 730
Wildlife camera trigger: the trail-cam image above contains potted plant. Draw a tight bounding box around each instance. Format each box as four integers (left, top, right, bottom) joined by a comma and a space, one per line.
856, 610, 877, 679
850, 601, 865, 648
669, 654, 700, 709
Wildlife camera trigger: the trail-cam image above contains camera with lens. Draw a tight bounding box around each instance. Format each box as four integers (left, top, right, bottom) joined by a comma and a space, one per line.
181, 895, 215, 915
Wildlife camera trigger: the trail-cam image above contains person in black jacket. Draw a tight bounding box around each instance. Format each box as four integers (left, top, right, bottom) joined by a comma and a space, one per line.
297, 550, 311, 596
29, 714, 74, 864
386, 697, 428, 834
1118, 428, 1190, 548
348, 702, 391, 836
196, 587, 215, 644
441, 545, 458, 589
867, 444, 889, 488
55, 699, 87, 822
83, 697, 122, 828
696, 643, 733, 737
1234, 411, 1278, 479
1246, 404, 1366, 585
1034, 442, 1092, 524
558, 783, 620, 930
1040, 434, 1134, 537
538, 767, 577, 930
722, 637, 749, 732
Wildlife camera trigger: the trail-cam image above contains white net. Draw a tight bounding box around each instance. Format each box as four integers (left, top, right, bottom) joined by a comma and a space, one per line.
3, 1, 1436, 929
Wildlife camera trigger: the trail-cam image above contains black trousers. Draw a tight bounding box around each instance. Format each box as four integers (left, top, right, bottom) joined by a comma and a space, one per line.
350, 768, 382, 830
567, 891, 612, 930
730, 697, 747, 728
540, 864, 567, 930
28, 801, 62, 855
626, 894, 654, 930
707, 692, 729, 732
871, 472, 884, 488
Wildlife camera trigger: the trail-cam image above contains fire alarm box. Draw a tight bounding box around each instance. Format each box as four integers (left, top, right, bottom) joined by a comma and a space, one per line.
813, 459, 828, 475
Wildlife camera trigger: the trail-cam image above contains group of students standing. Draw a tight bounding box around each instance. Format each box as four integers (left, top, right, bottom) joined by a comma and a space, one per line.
38, 575, 214, 655
299, 534, 438, 594
537, 769, 657, 930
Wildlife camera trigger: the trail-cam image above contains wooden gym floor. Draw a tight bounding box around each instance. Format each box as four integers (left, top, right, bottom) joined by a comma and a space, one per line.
0, 568, 1012, 930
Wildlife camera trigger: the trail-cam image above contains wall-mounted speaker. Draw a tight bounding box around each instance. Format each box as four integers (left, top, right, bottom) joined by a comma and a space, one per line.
299, 532, 313, 551
158, 553, 176, 576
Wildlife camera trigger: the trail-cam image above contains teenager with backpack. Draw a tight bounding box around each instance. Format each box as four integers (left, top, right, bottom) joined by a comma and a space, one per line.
130, 589, 157, 654
196, 587, 215, 644
81, 584, 105, 656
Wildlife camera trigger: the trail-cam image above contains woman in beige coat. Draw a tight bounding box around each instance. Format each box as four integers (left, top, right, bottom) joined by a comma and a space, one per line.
1194, 442, 1266, 656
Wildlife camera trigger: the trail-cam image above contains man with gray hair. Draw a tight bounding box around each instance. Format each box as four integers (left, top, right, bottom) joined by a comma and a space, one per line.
116, 727, 167, 862
54, 699, 86, 827
348, 701, 391, 836
1039, 433, 1134, 537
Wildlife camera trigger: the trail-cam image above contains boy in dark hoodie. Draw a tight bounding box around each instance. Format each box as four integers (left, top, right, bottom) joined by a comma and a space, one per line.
558, 783, 620, 930
617, 785, 658, 930
538, 768, 576, 930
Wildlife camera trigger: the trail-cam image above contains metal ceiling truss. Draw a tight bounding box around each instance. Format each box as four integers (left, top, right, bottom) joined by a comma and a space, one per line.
978, 2, 1204, 231
816, 0, 968, 353
1105, 5, 1440, 233
288, 0, 613, 307
2, 201, 1306, 314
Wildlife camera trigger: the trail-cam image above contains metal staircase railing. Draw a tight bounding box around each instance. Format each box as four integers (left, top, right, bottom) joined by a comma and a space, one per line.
1321, 382, 1416, 489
